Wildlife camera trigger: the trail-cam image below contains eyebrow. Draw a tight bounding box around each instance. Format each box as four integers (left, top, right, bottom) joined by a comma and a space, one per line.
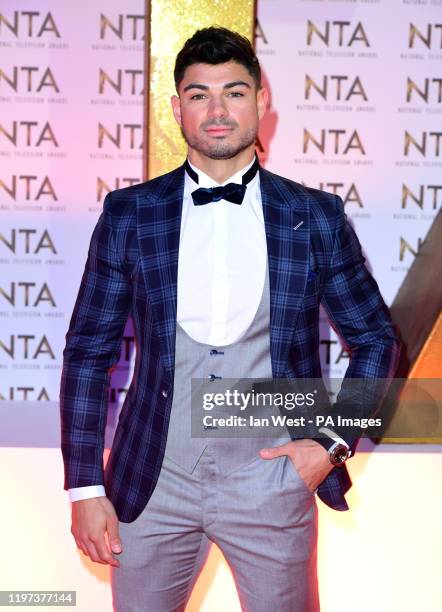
183, 80, 251, 93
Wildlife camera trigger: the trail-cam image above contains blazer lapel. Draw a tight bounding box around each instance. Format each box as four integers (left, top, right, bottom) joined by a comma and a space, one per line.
259, 168, 311, 377
138, 165, 185, 375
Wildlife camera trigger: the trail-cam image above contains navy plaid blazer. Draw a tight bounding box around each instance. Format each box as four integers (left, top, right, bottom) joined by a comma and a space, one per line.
60, 163, 400, 522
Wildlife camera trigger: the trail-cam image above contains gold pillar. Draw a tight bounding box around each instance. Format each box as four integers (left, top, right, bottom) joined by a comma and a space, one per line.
145, 0, 256, 179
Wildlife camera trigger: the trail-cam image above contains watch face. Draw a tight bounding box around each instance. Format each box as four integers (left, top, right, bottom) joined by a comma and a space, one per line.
331, 444, 349, 466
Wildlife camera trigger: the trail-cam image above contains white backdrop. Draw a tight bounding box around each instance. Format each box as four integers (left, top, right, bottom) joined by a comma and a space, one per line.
1, 1, 441, 611
1, 0, 440, 404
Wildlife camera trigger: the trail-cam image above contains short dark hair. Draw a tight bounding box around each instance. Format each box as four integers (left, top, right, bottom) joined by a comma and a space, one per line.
174, 26, 261, 90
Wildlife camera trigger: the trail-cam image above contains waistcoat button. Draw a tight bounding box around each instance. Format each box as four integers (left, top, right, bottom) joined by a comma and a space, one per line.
209, 374, 222, 381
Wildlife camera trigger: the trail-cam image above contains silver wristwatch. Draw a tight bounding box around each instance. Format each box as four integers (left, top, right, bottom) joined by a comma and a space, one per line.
318, 427, 352, 467
327, 441, 351, 466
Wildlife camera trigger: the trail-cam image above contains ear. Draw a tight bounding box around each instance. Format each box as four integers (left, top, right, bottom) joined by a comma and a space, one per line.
171, 94, 182, 127
256, 86, 269, 121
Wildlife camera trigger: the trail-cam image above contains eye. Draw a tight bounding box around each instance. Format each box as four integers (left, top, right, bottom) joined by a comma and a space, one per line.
190, 94, 206, 100
228, 91, 244, 97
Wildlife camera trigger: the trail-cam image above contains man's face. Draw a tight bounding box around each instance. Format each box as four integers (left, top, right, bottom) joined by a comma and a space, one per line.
171, 60, 268, 160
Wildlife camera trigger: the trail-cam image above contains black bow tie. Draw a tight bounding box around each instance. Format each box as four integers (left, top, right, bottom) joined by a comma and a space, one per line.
185, 156, 259, 206
191, 183, 246, 206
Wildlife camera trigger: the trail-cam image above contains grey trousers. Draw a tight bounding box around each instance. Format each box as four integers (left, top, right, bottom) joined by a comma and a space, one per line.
110, 446, 319, 612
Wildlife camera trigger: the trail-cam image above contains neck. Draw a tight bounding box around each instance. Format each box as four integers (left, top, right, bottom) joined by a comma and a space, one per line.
187, 146, 255, 184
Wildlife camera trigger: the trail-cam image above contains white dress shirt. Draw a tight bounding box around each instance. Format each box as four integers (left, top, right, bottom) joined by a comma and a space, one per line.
69, 156, 267, 502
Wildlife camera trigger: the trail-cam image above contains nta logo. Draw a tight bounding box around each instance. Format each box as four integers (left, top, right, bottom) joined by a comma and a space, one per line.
0, 121, 59, 147
406, 77, 442, 103
402, 184, 442, 210
408, 23, 442, 49
303, 129, 365, 155
100, 13, 144, 41
99, 68, 144, 95
0, 67, 59, 93
0, 176, 57, 200
404, 131, 442, 157
307, 20, 369, 47
0, 387, 50, 401
0, 11, 60, 38
0, 229, 57, 254
0, 282, 56, 307
305, 75, 368, 101
98, 123, 143, 149
0, 335, 55, 359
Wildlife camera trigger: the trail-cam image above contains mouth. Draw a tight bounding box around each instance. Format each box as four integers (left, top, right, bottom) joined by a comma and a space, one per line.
205, 127, 234, 136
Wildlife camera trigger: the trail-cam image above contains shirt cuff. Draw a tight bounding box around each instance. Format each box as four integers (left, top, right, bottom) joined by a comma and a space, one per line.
68, 485, 106, 502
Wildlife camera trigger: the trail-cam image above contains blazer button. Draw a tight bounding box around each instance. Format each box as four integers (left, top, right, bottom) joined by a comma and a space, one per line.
161, 389, 168, 398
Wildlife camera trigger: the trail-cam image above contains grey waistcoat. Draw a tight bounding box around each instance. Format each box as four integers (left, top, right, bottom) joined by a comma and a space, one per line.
164, 261, 291, 475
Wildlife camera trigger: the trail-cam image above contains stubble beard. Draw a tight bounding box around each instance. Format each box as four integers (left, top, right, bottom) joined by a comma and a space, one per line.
181, 124, 257, 160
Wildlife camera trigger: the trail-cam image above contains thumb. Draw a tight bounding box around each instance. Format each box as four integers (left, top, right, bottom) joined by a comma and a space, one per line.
107, 516, 122, 554
259, 443, 291, 460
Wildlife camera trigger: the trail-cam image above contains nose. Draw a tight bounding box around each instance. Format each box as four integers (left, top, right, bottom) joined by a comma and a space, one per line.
207, 95, 227, 119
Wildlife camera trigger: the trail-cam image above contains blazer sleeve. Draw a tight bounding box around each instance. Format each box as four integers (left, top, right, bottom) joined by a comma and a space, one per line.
59, 192, 132, 490
320, 195, 401, 453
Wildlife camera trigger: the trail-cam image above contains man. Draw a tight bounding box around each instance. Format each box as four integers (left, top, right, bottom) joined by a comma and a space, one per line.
60, 27, 400, 611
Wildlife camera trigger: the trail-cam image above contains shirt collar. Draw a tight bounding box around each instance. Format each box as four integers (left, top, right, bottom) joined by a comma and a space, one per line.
185, 156, 257, 189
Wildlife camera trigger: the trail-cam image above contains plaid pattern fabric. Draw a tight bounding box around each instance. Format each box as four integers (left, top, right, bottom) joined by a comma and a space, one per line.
60, 164, 400, 522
